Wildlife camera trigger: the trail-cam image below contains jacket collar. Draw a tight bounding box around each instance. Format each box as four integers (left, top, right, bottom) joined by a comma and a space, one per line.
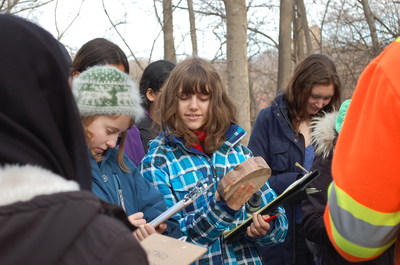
272, 93, 287, 109
0, 164, 79, 206
153, 124, 246, 154
310, 111, 338, 159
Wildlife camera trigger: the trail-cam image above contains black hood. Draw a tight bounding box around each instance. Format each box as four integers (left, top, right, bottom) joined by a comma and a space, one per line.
0, 14, 91, 190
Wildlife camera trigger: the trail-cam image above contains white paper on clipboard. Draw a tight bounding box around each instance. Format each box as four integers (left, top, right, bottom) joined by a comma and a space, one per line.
149, 180, 215, 227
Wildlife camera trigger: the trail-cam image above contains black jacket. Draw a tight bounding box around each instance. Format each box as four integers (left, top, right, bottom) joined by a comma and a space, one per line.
0, 165, 149, 265
248, 94, 306, 265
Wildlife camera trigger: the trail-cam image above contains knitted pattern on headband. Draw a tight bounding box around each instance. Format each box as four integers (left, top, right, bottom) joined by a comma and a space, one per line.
72, 65, 144, 120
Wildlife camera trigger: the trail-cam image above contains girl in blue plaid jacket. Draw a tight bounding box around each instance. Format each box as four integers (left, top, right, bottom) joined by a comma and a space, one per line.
139, 57, 288, 265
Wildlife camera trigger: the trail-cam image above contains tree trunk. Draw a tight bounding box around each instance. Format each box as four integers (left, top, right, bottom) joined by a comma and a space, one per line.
361, 0, 379, 57
277, 0, 293, 92
223, 0, 251, 144
296, 0, 313, 55
187, 0, 198, 56
293, 3, 304, 64
163, 0, 176, 63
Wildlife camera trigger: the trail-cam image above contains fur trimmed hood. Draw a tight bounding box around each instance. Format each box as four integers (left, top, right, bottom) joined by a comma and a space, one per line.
311, 112, 338, 159
0, 164, 79, 206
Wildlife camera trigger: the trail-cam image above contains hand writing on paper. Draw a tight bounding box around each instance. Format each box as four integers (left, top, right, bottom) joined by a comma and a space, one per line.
216, 183, 256, 211
133, 223, 168, 241
246, 213, 271, 238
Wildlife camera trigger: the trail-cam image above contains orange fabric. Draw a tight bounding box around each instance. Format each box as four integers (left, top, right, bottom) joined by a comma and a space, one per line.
325, 39, 400, 263
332, 41, 400, 212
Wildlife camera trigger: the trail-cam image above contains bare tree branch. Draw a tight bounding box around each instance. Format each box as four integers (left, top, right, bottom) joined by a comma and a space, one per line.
153, 0, 163, 27
248, 26, 279, 48
5, 0, 53, 15
54, 0, 84, 41
101, 0, 143, 70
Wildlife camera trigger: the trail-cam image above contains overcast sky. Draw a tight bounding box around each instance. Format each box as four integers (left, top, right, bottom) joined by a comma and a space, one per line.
24, 0, 324, 62
25, 0, 223, 62
29, 0, 165, 60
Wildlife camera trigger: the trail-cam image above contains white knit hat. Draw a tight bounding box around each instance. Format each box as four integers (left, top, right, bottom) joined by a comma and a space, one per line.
72, 65, 144, 121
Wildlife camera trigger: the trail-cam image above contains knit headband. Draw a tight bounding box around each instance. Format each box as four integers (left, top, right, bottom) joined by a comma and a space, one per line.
72, 65, 144, 121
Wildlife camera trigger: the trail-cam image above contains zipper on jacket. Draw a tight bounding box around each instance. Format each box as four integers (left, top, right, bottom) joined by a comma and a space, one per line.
113, 172, 126, 212
118, 189, 126, 212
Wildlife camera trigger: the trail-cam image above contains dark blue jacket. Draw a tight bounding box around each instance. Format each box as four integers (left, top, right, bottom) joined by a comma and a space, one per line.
248, 94, 305, 265
90, 148, 181, 238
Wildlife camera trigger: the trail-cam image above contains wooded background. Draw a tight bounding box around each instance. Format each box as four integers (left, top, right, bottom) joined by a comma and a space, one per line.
3, 0, 398, 144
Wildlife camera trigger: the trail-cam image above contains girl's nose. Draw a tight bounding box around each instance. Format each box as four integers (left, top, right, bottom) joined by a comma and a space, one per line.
106, 135, 119, 148
188, 96, 199, 109
315, 99, 324, 109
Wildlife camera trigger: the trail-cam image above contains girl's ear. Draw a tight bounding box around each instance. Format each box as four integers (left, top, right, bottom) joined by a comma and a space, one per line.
146, 88, 156, 102
71, 71, 80, 78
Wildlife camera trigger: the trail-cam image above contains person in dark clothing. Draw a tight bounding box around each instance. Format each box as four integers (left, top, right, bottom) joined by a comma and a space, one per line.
0, 14, 148, 265
301, 100, 394, 265
248, 54, 342, 265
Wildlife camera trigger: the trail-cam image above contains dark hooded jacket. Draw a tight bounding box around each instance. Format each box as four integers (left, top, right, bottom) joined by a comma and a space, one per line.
0, 14, 148, 265
0, 165, 148, 265
248, 94, 305, 265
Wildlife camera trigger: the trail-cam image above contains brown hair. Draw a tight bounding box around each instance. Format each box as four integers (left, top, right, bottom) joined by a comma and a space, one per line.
284, 54, 341, 130
71, 38, 129, 75
81, 115, 134, 172
157, 57, 237, 153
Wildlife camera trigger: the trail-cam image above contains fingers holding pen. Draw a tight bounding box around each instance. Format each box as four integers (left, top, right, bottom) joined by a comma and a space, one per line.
246, 213, 271, 238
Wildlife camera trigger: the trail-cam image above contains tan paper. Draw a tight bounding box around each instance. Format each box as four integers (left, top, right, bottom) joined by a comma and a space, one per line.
140, 234, 207, 265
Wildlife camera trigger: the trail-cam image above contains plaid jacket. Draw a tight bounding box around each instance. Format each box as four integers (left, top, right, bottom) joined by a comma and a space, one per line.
139, 125, 288, 265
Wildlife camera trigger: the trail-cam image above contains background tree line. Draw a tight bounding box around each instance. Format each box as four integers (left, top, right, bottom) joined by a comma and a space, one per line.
2, 0, 399, 144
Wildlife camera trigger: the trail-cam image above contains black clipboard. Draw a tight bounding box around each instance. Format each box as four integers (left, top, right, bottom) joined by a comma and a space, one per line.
223, 169, 320, 243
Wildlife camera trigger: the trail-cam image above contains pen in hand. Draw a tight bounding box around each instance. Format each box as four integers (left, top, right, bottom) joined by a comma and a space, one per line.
263, 212, 282, 223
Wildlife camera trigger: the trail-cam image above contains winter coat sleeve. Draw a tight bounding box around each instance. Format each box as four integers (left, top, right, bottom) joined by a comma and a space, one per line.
60, 195, 149, 265
129, 159, 181, 238
140, 158, 238, 246
301, 150, 333, 246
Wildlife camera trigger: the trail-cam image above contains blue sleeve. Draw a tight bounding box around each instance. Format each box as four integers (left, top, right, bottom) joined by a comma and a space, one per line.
139, 157, 239, 246
128, 158, 181, 238
248, 108, 270, 162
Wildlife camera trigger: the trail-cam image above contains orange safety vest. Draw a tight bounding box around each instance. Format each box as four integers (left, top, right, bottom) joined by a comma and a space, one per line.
324, 38, 400, 264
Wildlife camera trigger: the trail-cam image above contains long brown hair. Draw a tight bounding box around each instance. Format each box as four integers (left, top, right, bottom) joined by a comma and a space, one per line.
81, 115, 133, 172
284, 54, 341, 131
157, 57, 237, 153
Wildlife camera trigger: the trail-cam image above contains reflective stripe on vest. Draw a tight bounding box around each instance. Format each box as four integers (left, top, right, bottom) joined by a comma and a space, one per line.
327, 183, 399, 258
